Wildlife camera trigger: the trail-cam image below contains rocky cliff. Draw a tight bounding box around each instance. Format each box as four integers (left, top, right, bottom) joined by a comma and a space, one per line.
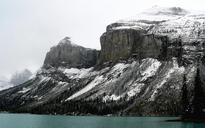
44, 37, 98, 68
0, 6, 205, 116
99, 29, 168, 63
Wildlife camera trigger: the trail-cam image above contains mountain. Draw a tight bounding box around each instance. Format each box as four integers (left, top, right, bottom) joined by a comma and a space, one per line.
0, 69, 32, 92
0, 69, 33, 92
0, 7, 205, 116
10, 69, 33, 86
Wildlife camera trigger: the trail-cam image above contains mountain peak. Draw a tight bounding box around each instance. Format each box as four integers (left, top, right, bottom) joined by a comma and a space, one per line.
59, 37, 78, 47
43, 37, 98, 68
143, 6, 189, 16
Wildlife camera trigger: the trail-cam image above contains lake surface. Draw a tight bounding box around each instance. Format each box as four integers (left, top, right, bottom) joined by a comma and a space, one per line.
0, 114, 205, 128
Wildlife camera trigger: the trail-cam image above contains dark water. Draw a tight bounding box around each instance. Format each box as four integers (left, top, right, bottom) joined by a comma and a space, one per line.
0, 114, 205, 128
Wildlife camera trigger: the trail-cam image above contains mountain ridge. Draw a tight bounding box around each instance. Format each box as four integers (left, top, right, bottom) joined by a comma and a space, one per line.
0, 7, 205, 116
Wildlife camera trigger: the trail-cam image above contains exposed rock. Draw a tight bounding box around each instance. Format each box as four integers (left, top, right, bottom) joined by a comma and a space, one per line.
99, 29, 171, 64
44, 37, 98, 68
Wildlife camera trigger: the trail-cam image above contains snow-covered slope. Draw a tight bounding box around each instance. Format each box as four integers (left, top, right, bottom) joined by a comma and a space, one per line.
0, 57, 196, 115
111, 6, 205, 41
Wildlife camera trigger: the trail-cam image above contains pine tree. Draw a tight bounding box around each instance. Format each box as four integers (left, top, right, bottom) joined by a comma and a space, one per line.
182, 75, 189, 116
177, 37, 183, 66
192, 68, 204, 117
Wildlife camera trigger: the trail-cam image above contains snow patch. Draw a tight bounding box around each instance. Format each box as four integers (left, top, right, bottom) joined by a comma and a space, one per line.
149, 58, 185, 101
38, 76, 51, 84
109, 63, 129, 77
66, 75, 105, 101
18, 87, 31, 93
127, 83, 145, 98
141, 58, 161, 81
183, 45, 197, 51
113, 25, 143, 30
103, 94, 122, 102
58, 81, 67, 85
64, 67, 94, 79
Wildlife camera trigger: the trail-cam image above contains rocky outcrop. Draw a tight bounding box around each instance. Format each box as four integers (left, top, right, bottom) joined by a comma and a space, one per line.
44, 37, 98, 68
99, 28, 170, 64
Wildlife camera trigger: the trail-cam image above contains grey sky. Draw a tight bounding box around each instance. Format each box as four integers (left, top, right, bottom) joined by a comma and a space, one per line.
1, 0, 205, 79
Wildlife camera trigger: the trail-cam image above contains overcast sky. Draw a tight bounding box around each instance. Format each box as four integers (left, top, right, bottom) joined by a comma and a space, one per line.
1, 0, 205, 79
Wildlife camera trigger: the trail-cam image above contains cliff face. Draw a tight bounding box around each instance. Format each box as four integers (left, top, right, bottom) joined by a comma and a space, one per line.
0, 6, 205, 116
44, 37, 98, 68
99, 6, 205, 66
99, 29, 168, 63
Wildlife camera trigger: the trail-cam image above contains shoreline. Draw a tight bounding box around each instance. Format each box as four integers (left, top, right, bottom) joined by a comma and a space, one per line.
166, 118, 205, 123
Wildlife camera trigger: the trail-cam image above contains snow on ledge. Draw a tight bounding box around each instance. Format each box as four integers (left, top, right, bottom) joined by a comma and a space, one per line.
103, 94, 122, 102
141, 58, 162, 81
18, 87, 31, 93
64, 67, 94, 79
